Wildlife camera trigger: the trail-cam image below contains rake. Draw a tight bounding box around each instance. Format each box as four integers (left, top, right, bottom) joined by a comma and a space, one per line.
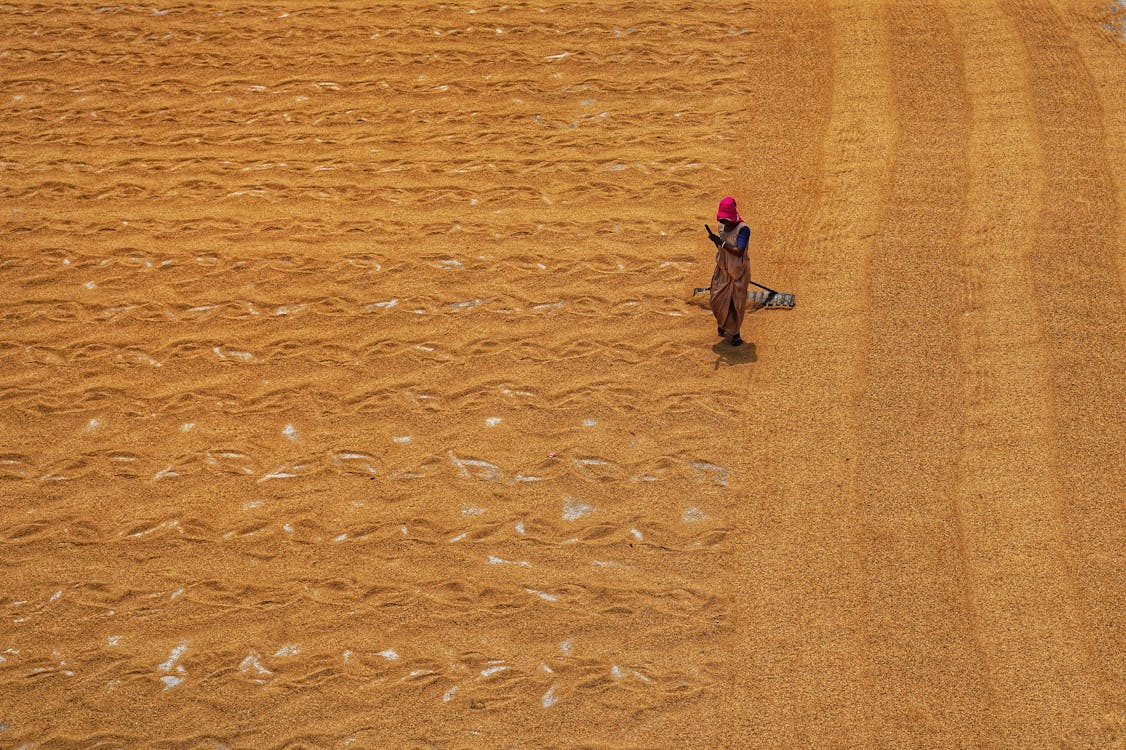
692, 281, 795, 310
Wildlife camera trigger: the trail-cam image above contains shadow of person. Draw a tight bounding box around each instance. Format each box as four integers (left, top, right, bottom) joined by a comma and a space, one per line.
712, 340, 757, 369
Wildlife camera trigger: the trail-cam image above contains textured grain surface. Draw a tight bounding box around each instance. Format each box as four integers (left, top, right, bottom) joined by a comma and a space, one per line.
0, 1, 1123, 747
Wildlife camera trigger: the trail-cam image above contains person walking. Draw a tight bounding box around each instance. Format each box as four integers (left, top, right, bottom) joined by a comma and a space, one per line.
706, 196, 751, 346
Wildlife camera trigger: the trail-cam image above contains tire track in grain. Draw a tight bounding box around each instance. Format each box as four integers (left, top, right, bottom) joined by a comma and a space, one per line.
1000, 0, 1126, 721
714, 0, 836, 744
726, 0, 898, 743
855, 3, 993, 745
946, 1, 1108, 744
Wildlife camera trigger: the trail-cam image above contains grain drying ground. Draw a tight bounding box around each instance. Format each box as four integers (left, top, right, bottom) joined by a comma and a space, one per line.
0, 1, 1123, 748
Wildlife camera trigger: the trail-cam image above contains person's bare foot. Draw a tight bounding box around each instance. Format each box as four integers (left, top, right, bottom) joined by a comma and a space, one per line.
731, 334, 743, 347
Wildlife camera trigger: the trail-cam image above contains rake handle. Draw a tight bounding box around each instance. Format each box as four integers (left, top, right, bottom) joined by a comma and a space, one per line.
695, 280, 781, 296
748, 280, 780, 296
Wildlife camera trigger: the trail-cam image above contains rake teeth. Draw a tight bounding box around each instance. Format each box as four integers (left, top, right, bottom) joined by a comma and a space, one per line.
749, 291, 795, 309
692, 286, 795, 309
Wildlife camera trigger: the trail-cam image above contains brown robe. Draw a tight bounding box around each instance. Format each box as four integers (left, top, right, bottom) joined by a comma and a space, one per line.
709, 221, 750, 336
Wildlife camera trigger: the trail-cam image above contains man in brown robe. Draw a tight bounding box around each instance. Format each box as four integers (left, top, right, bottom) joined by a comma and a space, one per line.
707, 196, 751, 346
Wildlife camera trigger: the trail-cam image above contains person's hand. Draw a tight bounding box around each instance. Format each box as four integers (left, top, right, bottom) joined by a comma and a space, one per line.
705, 224, 721, 246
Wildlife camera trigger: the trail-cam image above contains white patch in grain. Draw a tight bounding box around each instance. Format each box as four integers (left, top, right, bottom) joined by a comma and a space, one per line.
682, 506, 709, 522
690, 460, 729, 486
562, 496, 593, 521
448, 452, 502, 481
487, 555, 530, 567
525, 588, 557, 602
158, 644, 187, 673
239, 652, 272, 679
258, 466, 296, 482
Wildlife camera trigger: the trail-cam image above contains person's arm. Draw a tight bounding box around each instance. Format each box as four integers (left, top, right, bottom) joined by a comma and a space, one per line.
719, 226, 750, 256
735, 225, 750, 256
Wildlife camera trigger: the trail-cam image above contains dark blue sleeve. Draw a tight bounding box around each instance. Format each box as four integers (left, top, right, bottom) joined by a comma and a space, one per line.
736, 226, 750, 251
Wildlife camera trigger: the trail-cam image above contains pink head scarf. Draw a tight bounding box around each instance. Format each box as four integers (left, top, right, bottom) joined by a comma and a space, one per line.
717, 196, 742, 223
